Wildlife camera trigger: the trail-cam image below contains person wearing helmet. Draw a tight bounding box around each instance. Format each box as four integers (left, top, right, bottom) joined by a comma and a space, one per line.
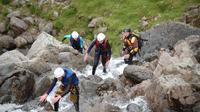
62, 31, 87, 54
39, 67, 79, 112
121, 28, 139, 64
84, 33, 112, 75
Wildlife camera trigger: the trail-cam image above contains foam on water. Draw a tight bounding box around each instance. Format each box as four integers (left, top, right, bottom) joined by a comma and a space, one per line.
77, 57, 127, 79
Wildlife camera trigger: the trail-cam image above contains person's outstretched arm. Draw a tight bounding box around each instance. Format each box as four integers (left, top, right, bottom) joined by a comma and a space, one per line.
62, 34, 71, 42
87, 39, 96, 54
47, 78, 57, 95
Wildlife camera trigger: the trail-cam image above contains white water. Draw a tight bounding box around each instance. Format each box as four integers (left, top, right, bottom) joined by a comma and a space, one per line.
0, 57, 150, 112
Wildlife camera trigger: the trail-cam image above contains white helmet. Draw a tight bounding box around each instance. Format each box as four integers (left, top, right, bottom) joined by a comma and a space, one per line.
54, 67, 65, 78
71, 31, 79, 39
97, 33, 106, 42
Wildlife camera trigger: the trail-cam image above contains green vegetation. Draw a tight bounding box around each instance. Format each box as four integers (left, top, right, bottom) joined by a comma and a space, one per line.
0, 0, 200, 56
0, 0, 11, 5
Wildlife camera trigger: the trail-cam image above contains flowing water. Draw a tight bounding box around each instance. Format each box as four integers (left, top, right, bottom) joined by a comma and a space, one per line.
0, 57, 151, 112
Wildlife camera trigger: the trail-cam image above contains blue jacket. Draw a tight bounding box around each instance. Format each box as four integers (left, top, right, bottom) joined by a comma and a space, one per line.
63, 34, 84, 49
47, 68, 79, 97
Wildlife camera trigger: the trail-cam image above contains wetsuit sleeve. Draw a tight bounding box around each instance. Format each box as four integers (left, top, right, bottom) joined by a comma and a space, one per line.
47, 78, 57, 95
106, 41, 112, 59
60, 77, 72, 97
87, 39, 96, 54
62, 34, 71, 42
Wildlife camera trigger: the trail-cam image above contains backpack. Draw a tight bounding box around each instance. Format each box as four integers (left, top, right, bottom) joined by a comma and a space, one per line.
131, 33, 147, 52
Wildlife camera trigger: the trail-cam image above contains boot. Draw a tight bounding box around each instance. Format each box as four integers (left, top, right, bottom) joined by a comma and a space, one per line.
103, 67, 107, 73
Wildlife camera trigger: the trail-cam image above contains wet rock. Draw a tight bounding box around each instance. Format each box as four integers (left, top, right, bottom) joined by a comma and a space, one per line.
104, 104, 121, 112
123, 65, 153, 84
126, 96, 151, 112
127, 103, 141, 112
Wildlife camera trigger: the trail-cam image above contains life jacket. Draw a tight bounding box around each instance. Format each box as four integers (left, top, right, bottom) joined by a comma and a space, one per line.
123, 35, 138, 50
95, 39, 107, 52
70, 36, 81, 50
62, 68, 79, 86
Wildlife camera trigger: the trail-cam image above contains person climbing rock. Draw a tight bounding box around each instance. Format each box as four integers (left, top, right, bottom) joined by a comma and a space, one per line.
62, 31, 87, 54
40, 67, 80, 112
121, 28, 140, 64
84, 33, 112, 75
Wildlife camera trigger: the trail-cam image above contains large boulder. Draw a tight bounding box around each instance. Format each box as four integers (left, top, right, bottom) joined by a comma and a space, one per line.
34, 76, 51, 97
0, 69, 35, 104
185, 35, 200, 63
27, 32, 64, 62
58, 52, 86, 69
145, 75, 198, 112
153, 38, 198, 79
140, 22, 200, 59
21, 57, 51, 76
123, 65, 153, 84
0, 35, 16, 51
80, 75, 102, 97
0, 50, 28, 64
10, 17, 29, 36
0, 50, 29, 86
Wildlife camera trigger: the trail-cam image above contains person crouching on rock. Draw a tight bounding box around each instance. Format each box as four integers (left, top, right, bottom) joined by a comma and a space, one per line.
84, 33, 112, 75
121, 28, 139, 64
62, 31, 87, 54
40, 67, 80, 112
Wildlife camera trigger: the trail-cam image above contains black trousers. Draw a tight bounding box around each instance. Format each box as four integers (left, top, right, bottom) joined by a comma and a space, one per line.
92, 52, 107, 75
